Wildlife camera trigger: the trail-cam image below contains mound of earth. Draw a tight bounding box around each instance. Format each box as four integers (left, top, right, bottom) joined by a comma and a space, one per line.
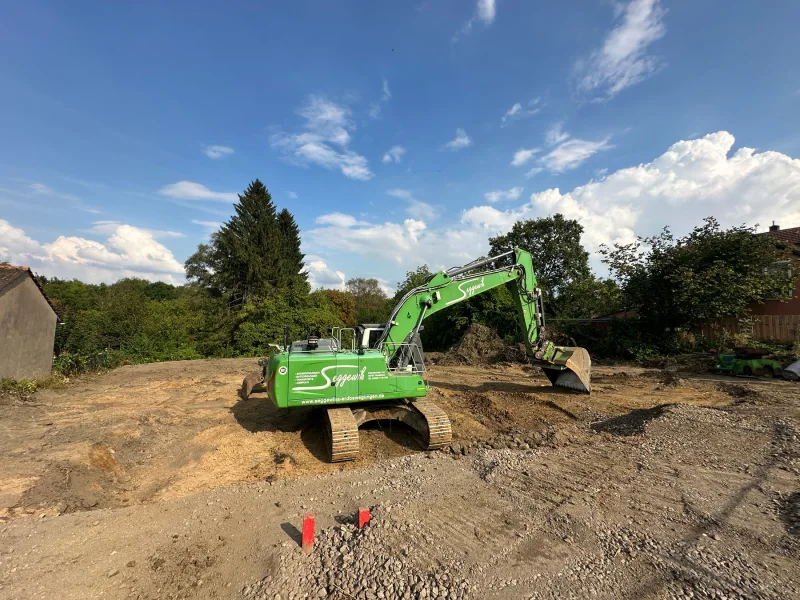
439, 323, 525, 366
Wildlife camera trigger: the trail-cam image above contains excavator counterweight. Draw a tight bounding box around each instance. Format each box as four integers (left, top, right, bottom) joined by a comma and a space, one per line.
241, 247, 592, 461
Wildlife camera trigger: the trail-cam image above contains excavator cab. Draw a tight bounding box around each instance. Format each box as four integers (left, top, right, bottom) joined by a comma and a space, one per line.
354, 324, 386, 350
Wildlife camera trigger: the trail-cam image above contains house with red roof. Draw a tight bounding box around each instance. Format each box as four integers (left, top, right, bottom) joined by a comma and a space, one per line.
750, 223, 800, 317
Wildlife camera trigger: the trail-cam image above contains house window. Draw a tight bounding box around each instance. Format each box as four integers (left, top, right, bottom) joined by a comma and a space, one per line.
766, 260, 793, 299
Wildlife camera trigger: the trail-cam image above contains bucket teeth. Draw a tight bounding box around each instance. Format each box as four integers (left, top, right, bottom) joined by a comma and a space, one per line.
554, 371, 591, 394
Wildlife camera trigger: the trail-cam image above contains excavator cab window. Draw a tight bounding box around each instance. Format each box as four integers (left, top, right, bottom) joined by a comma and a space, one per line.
367, 329, 383, 348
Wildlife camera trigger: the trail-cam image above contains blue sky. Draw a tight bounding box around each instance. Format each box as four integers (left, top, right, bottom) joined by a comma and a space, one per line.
1, 0, 799, 291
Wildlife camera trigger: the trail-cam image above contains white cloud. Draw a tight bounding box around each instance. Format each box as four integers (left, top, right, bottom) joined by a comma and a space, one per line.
287, 191, 298, 199
501, 98, 541, 126
387, 189, 439, 221
0, 219, 185, 284
511, 148, 540, 167
454, 0, 497, 41
303, 131, 800, 281
525, 167, 543, 179
386, 189, 413, 200
515, 124, 612, 173
382, 145, 407, 164
22, 181, 103, 214
540, 138, 613, 173
545, 122, 570, 146
308, 215, 429, 266
30, 183, 51, 194
477, 0, 496, 24
304, 256, 346, 290
203, 145, 234, 159
316, 213, 365, 228
159, 181, 238, 202
89, 220, 184, 239
406, 199, 439, 221
370, 79, 392, 120
576, 0, 667, 100
271, 95, 373, 180
191, 219, 222, 235
484, 187, 524, 203
443, 128, 472, 151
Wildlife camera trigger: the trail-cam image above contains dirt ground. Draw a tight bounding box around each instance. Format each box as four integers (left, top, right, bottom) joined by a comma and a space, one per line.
0, 358, 798, 599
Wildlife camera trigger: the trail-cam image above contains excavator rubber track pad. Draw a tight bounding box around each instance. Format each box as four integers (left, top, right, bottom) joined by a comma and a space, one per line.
411, 400, 452, 449
240, 372, 265, 400
325, 407, 360, 463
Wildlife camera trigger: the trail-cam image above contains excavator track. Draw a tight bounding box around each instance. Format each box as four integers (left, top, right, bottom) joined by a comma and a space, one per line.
325, 407, 360, 463
410, 399, 452, 450
324, 400, 452, 462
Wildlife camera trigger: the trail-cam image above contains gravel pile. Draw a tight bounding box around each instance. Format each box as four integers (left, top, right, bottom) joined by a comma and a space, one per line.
242, 506, 473, 600
446, 429, 552, 457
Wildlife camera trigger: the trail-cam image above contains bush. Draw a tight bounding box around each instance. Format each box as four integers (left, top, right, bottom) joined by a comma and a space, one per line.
52, 350, 123, 376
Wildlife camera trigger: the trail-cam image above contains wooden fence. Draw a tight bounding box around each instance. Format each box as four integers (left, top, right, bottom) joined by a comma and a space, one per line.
692, 315, 800, 343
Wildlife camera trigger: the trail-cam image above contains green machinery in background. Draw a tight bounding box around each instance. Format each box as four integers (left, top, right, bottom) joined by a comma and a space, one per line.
711, 348, 785, 378
241, 248, 592, 462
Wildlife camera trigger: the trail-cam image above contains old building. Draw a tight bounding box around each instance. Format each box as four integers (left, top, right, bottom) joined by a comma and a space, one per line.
750, 223, 800, 317
0, 265, 58, 380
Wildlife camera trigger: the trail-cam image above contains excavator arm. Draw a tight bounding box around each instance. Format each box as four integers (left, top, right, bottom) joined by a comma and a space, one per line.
378, 248, 592, 393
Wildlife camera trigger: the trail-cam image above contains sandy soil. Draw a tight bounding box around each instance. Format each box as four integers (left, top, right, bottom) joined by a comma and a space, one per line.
0, 358, 797, 599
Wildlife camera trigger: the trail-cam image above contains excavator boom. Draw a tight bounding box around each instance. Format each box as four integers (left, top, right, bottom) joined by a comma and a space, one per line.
378, 248, 591, 393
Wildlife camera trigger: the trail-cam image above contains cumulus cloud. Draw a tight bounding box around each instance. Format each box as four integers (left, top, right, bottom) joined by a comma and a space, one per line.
308, 215, 429, 266
159, 181, 238, 202
316, 213, 365, 228
89, 221, 184, 239
304, 255, 346, 290
443, 128, 473, 151
271, 95, 373, 181
576, 0, 667, 100
0, 219, 185, 284
484, 187, 523, 203
203, 145, 234, 159
501, 98, 541, 126
382, 145, 407, 164
406, 199, 439, 221
303, 131, 800, 280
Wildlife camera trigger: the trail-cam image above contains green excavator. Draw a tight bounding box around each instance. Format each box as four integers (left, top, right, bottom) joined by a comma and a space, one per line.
241, 248, 592, 462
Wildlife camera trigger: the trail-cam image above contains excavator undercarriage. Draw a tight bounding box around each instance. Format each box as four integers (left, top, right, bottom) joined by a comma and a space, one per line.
325, 399, 452, 462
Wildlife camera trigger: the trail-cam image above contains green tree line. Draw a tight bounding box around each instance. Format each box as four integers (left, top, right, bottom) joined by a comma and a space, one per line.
36, 180, 795, 374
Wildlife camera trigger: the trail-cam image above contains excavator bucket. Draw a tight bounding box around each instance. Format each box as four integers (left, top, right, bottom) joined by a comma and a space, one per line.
239, 372, 266, 400
541, 346, 592, 394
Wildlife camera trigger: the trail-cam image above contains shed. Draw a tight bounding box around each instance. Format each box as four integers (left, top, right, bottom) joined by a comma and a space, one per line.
0, 265, 58, 380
